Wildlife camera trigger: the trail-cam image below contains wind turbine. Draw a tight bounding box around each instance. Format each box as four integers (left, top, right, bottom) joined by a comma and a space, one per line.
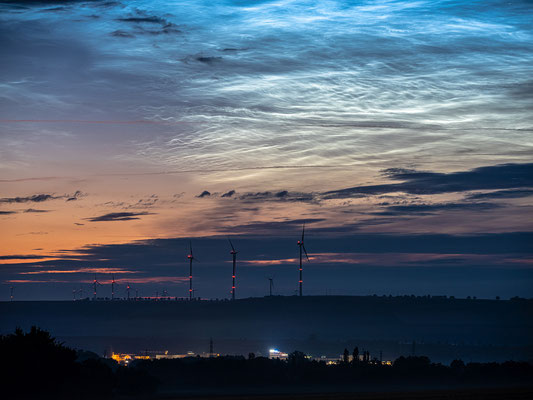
268, 277, 274, 297
111, 274, 118, 300
10, 286, 14, 301
93, 274, 102, 300
229, 239, 238, 300
126, 283, 131, 300
297, 223, 310, 296
187, 241, 197, 300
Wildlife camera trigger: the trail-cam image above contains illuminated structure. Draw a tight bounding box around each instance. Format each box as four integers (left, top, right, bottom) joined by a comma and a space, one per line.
268, 348, 288, 360
155, 351, 218, 359
297, 223, 310, 296
229, 239, 238, 300
111, 352, 150, 365
155, 352, 193, 359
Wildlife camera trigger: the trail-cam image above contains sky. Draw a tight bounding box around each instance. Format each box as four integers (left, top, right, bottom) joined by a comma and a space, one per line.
0, 0, 532, 300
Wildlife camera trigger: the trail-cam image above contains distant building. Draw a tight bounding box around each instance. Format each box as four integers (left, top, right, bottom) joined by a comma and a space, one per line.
155, 351, 196, 359
268, 348, 288, 360
111, 352, 149, 365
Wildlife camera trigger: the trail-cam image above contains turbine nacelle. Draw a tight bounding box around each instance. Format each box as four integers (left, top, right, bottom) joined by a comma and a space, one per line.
228, 239, 238, 254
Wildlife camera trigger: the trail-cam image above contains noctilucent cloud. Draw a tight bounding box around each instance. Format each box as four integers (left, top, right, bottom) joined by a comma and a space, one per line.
1, 0, 532, 300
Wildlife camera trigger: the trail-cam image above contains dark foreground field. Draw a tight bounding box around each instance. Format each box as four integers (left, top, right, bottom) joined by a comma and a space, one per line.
160, 387, 533, 400
3, 326, 532, 399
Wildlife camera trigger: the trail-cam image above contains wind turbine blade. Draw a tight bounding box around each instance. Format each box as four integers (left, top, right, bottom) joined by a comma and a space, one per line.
228, 238, 236, 252
303, 246, 310, 262
189, 240, 193, 256
301, 223, 305, 242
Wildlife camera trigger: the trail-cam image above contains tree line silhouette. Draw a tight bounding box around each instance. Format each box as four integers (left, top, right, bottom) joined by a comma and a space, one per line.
2, 327, 532, 398
0, 327, 156, 398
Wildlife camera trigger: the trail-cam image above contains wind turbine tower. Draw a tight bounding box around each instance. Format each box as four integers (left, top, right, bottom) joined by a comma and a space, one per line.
229, 239, 238, 300
93, 274, 101, 300
268, 277, 274, 296
126, 283, 131, 300
187, 241, 196, 300
297, 223, 310, 296
10, 286, 14, 301
111, 274, 118, 300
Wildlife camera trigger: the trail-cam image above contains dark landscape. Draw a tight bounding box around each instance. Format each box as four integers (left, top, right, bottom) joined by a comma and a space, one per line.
2, 296, 532, 363
2, 324, 532, 399
2, 0, 532, 398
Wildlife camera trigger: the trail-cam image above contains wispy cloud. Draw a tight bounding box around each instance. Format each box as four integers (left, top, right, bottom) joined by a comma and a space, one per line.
0, 190, 84, 203
85, 212, 156, 222
466, 189, 533, 200
324, 163, 533, 199
374, 202, 502, 216
196, 190, 211, 198
0, 194, 56, 203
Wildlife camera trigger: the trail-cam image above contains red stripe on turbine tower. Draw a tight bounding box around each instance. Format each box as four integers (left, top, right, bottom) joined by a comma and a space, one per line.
93, 274, 101, 300
229, 239, 238, 301
297, 223, 310, 296
187, 241, 196, 300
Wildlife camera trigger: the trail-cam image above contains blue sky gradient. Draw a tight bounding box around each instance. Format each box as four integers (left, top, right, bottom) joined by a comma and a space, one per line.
0, 0, 532, 299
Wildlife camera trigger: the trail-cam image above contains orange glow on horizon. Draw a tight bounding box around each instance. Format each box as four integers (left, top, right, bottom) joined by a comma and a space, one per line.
20, 268, 139, 275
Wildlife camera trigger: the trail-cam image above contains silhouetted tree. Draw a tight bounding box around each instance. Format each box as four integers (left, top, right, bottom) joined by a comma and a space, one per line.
451, 359, 465, 369
0, 327, 158, 398
288, 350, 307, 367
343, 348, 350, 364
0, 326, 78, 396
393, 356, 431, 372
352, 347, 359, 364
450, 359, 466, 374
78, 358, 116, 395
248, 352, 255, 360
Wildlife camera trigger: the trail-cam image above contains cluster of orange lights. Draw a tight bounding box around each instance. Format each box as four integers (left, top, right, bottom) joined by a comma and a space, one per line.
111, 352, 149, 364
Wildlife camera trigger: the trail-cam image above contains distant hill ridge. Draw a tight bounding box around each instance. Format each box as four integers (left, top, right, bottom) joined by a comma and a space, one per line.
2, 296, 532, 362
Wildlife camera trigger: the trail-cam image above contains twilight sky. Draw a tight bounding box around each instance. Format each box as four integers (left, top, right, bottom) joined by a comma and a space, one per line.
1, 0, 532, 300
